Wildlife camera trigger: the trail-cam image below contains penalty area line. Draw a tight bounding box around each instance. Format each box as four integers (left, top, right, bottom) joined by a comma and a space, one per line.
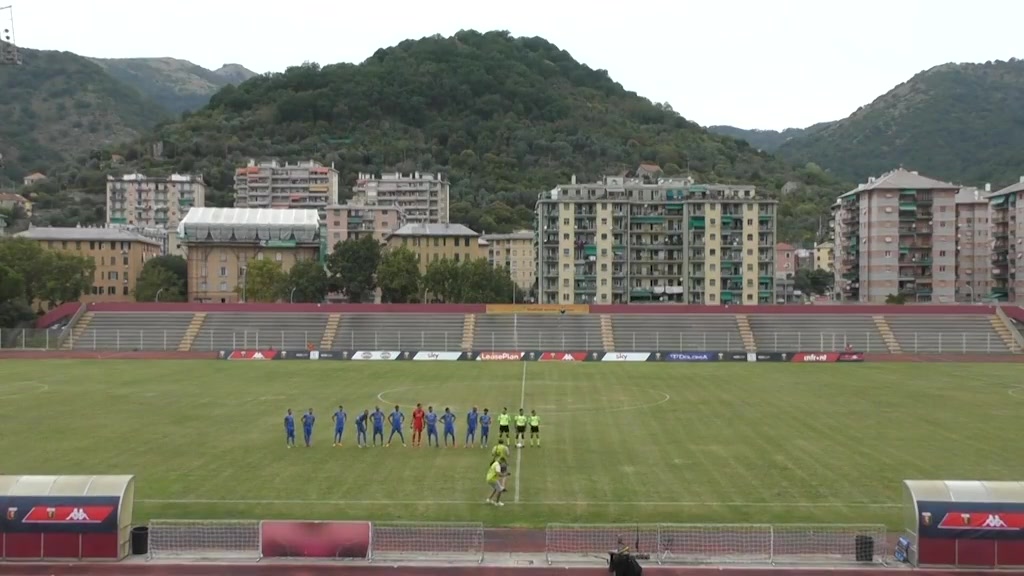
136, 498, 900, 508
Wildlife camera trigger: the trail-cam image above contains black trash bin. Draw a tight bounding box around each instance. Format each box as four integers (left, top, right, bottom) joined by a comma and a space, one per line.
855, 534, 874, 562
131, 525, 149, 555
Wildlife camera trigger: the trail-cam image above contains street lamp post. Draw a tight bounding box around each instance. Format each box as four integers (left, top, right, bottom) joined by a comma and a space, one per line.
240, 266, 248, 303
290, 287, 297, 303
155, 288, 164, 302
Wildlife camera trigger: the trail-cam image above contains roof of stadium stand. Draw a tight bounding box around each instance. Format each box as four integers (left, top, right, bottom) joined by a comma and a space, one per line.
903, 480, 1024, 503
177, 208, 320, 235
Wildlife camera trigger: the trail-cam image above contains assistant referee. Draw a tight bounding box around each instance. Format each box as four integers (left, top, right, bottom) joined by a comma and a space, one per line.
514, 408, 528, 447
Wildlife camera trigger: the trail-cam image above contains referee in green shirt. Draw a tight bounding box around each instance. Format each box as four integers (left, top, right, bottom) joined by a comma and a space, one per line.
497, 408, 511, 441
514, 409, 528, 448
529, 410, 541, 447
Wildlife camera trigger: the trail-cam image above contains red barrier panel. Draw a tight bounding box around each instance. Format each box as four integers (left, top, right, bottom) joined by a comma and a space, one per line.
591, 304, 996, 315
538, 352, 587, 361
87, 302, 485, 314
260, 521, 370, 559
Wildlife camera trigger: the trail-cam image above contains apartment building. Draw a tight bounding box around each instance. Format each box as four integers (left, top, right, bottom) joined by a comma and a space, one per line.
0, 191, 32, 217
177, 208, 322, 302
386, 223, 483, 274
535, 173, 777, 305
324, 204, 406, 248
106, 173, 205, 230
352, 172, 450, 225
954, 186, 992, 302
481, 231, 535, 291
233, 159, 339, 213
15, 226, 161, 303
988, 177, 1024, 303
813, 242, 834, 273
832, 168, 959, 303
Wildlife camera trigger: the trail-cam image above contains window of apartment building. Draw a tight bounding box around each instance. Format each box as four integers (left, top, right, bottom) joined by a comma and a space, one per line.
747, 249, 753, 256
563, 248, 570, 256
885, 250, 892, 257
939, 250, 947, 257
709, 293, 716, 302
61, 241, 67, 249
454, 253, 461, 262
220, 267, 227, 277
710, 279, 716, 287
220, 282, 228, 291
710, 218, 716, 225
747, 279, 754, 287
434, 238, 440, 247
107, 286, 116, 295
939, 266, 946, 272
601, 218, 607, 225
563, 218, 569, 225
121, 242, 129, 251
200, 266, 207, 278
122, 286, 129, 296
89, 241, 95, 250
107, 271, 118, 281
563, 263, 569, 270
710, 264, 717, 272
432, 253, 439, 262
601, 278, 608, 286
562, 233, 569, 240
709, 249, 716, 256
562, 293, 569, 302
512, 249, 517, 256
601, 248, 609, 257
563, 279, 569, 287
747, 264, 753, 272
747, 294, 753, 302
601, 263, 608, 271
710, 234, 717, 240
601, 233, 608, 241
123, 256, 129, 266
601, 203, 608, 210
747, 219, 753, 226
464, 252, 470, 261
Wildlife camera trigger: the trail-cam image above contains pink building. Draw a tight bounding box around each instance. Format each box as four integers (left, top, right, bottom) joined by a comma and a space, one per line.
324, 204, 405, 250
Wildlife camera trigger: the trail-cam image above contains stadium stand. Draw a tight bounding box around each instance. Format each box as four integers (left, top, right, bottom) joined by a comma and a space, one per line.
192, 312, 328, 351
609, 314, 744, 352
473, 314, 604, 351
748, 314, 888, 353
70, 312, 194, 351
885, 314, 1015, 354
334, 313, 466, 351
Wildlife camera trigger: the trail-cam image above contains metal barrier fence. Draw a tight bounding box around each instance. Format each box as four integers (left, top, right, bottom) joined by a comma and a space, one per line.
2, 327, 1012, 354
147, 519, 261, 560
545, 523, 889, 565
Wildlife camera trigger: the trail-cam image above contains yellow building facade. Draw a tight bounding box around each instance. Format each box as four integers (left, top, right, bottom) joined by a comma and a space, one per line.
386, 223, 483, 273
481, 231, 535, 291
15, 227, 162, 303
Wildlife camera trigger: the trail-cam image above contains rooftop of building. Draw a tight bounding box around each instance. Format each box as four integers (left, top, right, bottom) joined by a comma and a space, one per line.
989, 176, 1024, 198
108, 173, 205, 184
388, 223, 479, 237
956, 186, 990, 204
0, 192, 29, 202
24, 172, 46, 180
481, 230, 534, 241
356, 171, 447, 182
324, 203, 405, 214
179, 207, 320, 230
840, 168, 958, 199
15, 225, 162, 246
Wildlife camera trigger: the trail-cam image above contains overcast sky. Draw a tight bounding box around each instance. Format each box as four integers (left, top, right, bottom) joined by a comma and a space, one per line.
8, 0, 1023, 130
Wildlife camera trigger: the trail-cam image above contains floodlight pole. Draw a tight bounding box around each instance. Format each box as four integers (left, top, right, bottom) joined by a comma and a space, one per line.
290, 286, 297, 303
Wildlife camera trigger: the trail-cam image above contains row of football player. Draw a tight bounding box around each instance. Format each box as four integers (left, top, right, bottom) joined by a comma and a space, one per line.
283, 405, 541, 448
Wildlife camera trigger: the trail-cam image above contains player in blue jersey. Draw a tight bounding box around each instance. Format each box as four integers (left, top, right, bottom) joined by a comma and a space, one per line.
386, 405, 406, 447
301, 408, 315, 447
479, 408, 492, 448
284, 409, 296, 448
371, 407, 385, 446
441, 407, 456, 447
465, 406, 480, 448
355, 409, 369, 448
425, 406, 440, 447
332, 405, 347, 447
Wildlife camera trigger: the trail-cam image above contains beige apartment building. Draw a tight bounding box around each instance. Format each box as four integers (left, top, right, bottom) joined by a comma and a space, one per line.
481, 231, 535, 291
352, 172, 450, 225
233, 159, 339, 214
386, 223, 483, 274
177, 207, 322, 302
832, 169, 959, 303
813, 242, 834, 273
954, 186, 992, 302
324, 204, 406, 248
106, 173, 205, 229
536, 171, 777, 305
988, 177, 1024, 303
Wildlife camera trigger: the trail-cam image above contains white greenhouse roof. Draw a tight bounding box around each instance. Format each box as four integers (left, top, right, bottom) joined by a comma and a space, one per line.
178, 208, 321, 245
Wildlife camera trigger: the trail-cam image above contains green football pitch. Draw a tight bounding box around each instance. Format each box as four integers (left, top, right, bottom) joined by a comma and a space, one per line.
0, 360, 1021, 528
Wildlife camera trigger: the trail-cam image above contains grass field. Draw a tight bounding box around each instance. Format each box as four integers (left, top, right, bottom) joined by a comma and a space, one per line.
1, 360, 1022, 528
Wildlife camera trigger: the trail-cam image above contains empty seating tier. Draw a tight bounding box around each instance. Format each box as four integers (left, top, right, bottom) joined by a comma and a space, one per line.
610, 314, 743, 352
71, 313, 194, 351
748, 314, 887, 352
473, 315, 603, 351
192, 313, 328, 351
334, 313, 465, 351
886, 315, 1013, 354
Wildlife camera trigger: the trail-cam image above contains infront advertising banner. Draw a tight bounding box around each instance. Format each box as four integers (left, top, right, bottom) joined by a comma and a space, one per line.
260, 520, 371, 559
216, 349, 867, 363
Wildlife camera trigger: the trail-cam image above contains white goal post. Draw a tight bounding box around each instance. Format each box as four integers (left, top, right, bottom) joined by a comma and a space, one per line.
369, 521, 485, 563
148, 519, 261, 560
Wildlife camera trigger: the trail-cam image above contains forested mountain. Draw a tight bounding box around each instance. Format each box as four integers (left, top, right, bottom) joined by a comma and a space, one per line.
100, 30, 844, 239
708, 123, 833, 152
90, 58, 258, 114
775, 59, 1024, 185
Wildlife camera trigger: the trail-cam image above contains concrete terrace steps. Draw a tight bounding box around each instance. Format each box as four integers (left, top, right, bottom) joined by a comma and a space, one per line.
735, 314, 756, 353
872, 316, 902, 354
461, 314, 476, 352
599, 314, 615, 352
177, 313, 207, 352
62, 311, 94, 350
320, 313, 341, 350
989, 316, 1022, 353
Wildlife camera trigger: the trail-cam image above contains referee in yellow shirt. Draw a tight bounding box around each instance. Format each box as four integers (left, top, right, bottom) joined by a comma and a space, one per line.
497, 408, 511, 441
528, 410, 541, 447
514, 409, 528, 448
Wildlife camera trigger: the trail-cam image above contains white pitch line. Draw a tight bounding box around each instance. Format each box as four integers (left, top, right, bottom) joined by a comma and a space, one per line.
514, 362, 526, 504
136, 498, 900, 508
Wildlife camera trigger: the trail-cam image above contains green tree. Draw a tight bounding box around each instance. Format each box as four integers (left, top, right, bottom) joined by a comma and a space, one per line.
377, 247, 421, 303
326, 236, 381, 303
422, 257, 462, 303
0, 238, 51, 304
37, 251, 95, 308
793, 268, 833, 296
285, 259, 329, 303
0, 263, 24, 303
145, 255, 188, 289
134, 265, 185, 302
238, 258, 288, 302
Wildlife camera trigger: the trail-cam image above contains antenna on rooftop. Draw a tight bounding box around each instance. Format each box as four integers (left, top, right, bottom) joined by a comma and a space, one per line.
0, 5, 21, 66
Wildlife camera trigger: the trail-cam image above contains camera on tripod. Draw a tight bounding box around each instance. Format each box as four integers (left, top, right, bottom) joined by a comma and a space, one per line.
608, 538, 646, 576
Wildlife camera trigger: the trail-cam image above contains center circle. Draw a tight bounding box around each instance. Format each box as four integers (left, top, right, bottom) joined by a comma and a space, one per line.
375, 381, 670, 416
0, 381, 48, 399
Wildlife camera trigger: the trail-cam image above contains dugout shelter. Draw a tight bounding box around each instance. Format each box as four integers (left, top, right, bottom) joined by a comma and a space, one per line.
904, 479, 1024, 567
0, 475, 135, 560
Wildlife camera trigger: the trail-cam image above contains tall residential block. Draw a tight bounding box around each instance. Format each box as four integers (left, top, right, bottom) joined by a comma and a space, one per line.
481, 231, 535, 292
954, 185, 992, 302
988, 177, 1024, 303
535, 172, 776, 305
233, 159, 339, 213
352, 172, 450, 225
832, 168, 959, 303
324, 204, 406, 247
106, 173, 205, 230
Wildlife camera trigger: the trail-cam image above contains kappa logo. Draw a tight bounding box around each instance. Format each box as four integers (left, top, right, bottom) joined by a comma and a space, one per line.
560, 353, 576, 361
250, 351, 266, 360
66, 508, 90, 521
982, 514, 1009, 528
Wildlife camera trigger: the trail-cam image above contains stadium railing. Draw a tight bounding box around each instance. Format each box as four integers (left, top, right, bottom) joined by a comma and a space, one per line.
545, 523, 889, 566
0, 328, 65, 350
147, 519, 261, 560
368, 521, 485, 564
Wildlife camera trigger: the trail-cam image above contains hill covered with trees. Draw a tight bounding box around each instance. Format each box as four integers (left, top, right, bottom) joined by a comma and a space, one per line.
104, 30, 845, 240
